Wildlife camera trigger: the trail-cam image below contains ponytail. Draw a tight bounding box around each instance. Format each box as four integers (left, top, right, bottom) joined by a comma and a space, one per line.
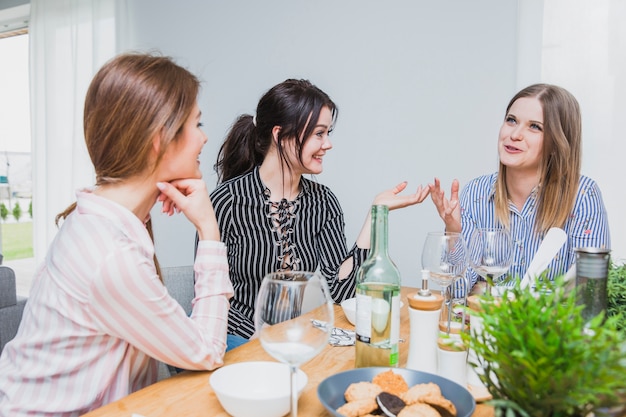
215, 114, 266, 182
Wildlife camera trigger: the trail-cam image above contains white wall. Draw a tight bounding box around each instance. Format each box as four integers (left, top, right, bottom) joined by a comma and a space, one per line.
121, 0, 589, 286
540, 0, 625, 265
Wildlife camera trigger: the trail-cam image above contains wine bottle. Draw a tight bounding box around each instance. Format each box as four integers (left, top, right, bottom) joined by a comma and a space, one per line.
355, 205, 401, 368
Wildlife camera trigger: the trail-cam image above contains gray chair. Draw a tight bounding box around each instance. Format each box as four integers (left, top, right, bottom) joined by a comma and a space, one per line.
161, 265, 195, 316
0, 265, 27, 353
158, 265, 195, 379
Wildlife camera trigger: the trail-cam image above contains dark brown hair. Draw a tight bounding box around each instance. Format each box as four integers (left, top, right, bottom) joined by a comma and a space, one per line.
214, 79, 337, 183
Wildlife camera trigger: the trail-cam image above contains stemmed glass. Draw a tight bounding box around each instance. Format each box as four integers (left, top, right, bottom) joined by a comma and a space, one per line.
421, 231, 468, 334
254, 271, 334, 417
467, 228, 513, 296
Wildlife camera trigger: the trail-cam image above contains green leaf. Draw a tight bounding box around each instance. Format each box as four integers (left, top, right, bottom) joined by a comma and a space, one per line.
467, 275, 626, 416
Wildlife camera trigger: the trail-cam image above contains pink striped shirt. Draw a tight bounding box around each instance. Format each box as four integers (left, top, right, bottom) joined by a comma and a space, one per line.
0, 189, 234, 417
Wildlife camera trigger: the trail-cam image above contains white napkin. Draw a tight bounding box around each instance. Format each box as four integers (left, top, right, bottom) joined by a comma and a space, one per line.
329, 327, 356, 346
520, 227, 567, 289
311, 319, 355, 346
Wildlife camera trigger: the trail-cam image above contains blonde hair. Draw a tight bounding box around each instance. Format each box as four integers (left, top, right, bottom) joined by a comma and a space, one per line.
495, 84, 581, 234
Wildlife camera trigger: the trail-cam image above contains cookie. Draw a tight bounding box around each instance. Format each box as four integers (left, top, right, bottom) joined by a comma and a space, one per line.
372, 370, 409, 396
376, 392, 406, 417
401, 383, 442, 405
345, 381, 384, 402
397, 403, 441, 417
421, 395, 456, 417
336, 398, 379, 417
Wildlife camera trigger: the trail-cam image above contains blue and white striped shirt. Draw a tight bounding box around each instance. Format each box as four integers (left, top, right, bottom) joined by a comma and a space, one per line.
459, 173, 611, 292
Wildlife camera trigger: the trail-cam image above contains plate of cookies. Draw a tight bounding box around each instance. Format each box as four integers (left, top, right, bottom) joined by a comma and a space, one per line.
317, 367, 475, 417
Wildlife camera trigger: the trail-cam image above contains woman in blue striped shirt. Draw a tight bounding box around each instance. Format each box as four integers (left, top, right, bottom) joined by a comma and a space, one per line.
430, 84, 610, 294
205, 79, 430, 340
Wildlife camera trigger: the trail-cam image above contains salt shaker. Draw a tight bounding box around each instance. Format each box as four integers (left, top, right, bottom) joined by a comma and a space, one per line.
437, 337, 468, 387
406, 270, 444, 374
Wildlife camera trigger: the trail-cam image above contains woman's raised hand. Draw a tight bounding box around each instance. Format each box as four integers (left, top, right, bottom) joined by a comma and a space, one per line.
428, 177, 461, 233
372, 181, 431, 210
156, 179, 220, 241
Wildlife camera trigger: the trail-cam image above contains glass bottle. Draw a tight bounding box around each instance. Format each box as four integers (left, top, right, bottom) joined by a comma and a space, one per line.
355, 205, 401, 368
575, 247, 611, 322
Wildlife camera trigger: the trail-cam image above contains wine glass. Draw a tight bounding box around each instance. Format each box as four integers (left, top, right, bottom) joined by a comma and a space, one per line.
467, 228, 513, 296
254, 271, 334, 417
421, 231, 468, 334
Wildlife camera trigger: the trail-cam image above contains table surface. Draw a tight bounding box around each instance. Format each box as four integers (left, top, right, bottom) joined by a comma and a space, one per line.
81, 287, 494, 417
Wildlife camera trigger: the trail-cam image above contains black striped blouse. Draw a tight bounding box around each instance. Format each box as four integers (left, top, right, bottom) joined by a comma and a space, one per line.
207, 167, 365, 338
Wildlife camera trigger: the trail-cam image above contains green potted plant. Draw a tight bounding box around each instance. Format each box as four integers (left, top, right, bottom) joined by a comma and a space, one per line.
608, 261, 626, 333
464, 276, 626, 417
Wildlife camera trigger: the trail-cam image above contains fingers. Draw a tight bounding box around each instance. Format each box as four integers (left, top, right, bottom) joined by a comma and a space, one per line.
450, 179, 460, 201
373, 182, 431, 210
392, 181, 408, 194
160, 198, 177, 216
415, 185, 431, 203
156, 182, 184, 211
429, 178, 445, 207
156, 180, 207, 219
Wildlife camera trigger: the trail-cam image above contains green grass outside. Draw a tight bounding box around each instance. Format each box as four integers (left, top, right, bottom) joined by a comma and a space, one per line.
1, 221, 34, 260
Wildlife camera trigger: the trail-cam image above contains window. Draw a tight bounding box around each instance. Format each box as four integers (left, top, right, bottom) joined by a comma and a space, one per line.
0, 3, 33, 297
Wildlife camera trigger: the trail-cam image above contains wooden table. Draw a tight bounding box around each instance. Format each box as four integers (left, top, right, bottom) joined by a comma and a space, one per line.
82, 287, 493, 417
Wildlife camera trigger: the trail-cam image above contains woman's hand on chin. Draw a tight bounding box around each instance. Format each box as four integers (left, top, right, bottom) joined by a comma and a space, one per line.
156, 179, 220, 241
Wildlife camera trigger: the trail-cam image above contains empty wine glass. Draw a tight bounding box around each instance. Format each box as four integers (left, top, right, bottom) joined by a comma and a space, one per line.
421, 232, 468, 334
254, 271, 334, 417
467, 228, 513, 296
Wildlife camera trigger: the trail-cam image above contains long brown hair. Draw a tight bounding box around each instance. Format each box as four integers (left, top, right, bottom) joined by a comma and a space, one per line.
55, 53, 200, 279
495, 83, 582, 234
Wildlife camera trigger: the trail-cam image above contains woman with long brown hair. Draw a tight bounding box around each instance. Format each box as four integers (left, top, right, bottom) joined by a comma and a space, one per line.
430, 83, 610, 293
0, 53, 233, 416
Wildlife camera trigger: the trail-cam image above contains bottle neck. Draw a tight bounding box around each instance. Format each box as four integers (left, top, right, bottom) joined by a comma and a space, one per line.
370, 204, 390, 257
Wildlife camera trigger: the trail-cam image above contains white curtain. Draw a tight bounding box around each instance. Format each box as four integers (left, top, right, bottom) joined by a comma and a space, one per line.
29, 0, 123, 261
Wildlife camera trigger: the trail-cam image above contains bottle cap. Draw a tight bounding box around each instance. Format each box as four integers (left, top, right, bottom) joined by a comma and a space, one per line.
467, 295, 483, 313
438, 320, 465, 334
467, 294, 503, 312
407, 292, 443, 311
437, 337, 466, 351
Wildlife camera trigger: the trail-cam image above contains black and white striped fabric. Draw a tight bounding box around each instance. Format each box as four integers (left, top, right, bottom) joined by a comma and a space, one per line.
202, 167, 366, 338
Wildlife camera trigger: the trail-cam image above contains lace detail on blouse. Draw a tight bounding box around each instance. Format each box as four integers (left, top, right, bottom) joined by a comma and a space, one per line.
264, 188, 301, 271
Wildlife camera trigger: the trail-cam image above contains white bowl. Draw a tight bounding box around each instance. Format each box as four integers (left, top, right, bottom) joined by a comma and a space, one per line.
210, 361, 308, 417
341, 297, 404, 326
341, 298, 357, 325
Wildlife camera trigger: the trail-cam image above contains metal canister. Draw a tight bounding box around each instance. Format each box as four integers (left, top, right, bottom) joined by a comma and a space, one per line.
575, 247, 611, 322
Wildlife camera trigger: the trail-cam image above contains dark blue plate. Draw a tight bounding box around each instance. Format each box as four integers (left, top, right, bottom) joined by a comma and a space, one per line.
317, 367, 475, 417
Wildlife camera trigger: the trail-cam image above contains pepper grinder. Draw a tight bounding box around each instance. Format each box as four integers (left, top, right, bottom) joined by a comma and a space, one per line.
406, 270, 444, 374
